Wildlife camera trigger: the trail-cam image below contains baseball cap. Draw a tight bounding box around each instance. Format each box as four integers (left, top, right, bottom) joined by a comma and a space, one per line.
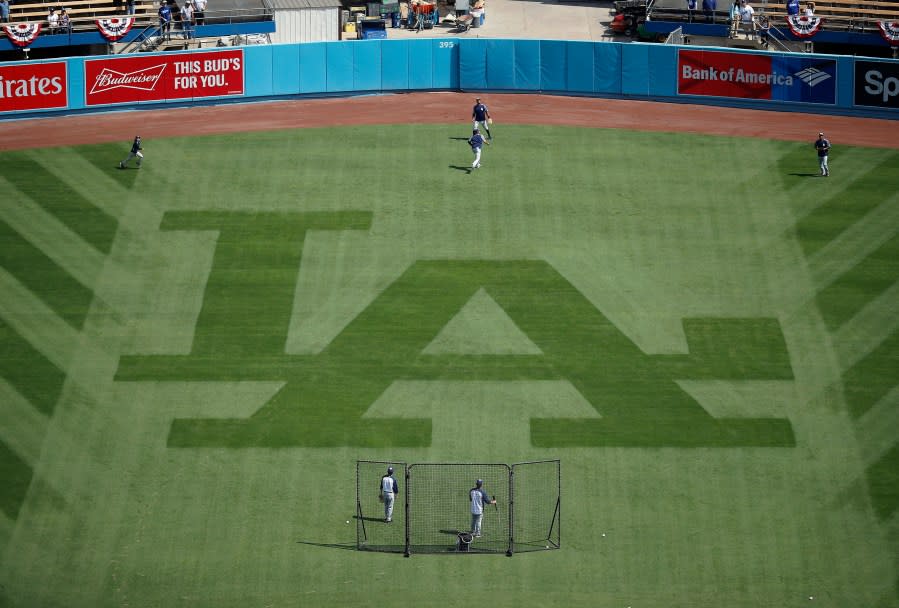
476, 479, 483, 487
387, 466, 394, 474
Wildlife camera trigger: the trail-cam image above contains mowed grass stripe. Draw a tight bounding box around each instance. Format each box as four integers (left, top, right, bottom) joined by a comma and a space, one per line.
816, 233, 899, 331
0, 317, 66, 416
0, 379, 49, 467
794, 151, 899, 257
0, 179, 107, 288
841, 328, 899, 419
0, 220, 95, 329
0, 440, 33, 520
2, 151, 118, 254
866, 444, 899, 521
856, 386, 899, 466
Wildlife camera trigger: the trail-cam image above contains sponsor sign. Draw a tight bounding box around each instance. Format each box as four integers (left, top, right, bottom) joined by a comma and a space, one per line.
854, 60, 899, 109
0, 61, 68, 113
84, 49, 244, 106
678, 49, 836, 105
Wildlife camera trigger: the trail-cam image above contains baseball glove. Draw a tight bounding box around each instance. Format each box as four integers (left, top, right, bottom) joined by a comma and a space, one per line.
488, 118, 493, 125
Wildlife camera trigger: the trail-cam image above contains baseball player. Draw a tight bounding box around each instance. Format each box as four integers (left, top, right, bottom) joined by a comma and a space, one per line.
814, 132, 830, 177
471, 97, 492, 140
379, 466, 398, 523
468, 128, 490, 170
469, 479, 496, 538
119, 135, 143, 169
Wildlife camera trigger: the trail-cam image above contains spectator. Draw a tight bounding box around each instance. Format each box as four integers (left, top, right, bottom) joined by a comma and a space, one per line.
126, 0, 136, 15
786, 0, 799, 16
180, 0, 193, 37
60, 8, 71, 32
47, 8, 59, 33
758, 12, 769, 47
0, 0, 10, 24
702, 0, 716, 22
193, 0, 206, 25
113, 0, 123, 13
686, 0, 696, 22
454, 0, 467, 18
158, 0, 172, 39
728, 0, 740, 37
739, 0, 756, 36
803, 1, 814, 17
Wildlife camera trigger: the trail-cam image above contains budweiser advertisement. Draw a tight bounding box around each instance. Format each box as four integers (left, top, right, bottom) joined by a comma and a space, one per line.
84, 49, 244, 106
0, 61, 67, 113
678, 50, 836, 105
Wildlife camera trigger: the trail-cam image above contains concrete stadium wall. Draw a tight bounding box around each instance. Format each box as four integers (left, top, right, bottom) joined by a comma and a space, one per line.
0, 39, 897, 118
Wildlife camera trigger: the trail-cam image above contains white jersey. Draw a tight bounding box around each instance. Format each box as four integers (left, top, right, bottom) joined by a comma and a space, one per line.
470, 488, 487, 514
381, 475, 395, 494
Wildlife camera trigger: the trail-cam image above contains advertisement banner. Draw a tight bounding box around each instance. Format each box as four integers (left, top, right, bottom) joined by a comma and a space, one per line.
678, 49, 836, 105
854, 60, 899, 109
0, 61, 68, 113
84, 49, 244, 106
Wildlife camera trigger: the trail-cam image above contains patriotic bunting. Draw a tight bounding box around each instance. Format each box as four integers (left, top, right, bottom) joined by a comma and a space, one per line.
96, 17, 135, 41
786, 15, 823, 38
877, 21, 899, 46
3, 23, 42, 47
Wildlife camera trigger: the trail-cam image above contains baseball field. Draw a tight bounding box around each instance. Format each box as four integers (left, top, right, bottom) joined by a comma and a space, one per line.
0, 98, 897, 607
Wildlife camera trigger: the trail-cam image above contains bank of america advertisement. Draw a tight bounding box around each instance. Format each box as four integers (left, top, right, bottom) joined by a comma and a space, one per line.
678, 49, 836, 105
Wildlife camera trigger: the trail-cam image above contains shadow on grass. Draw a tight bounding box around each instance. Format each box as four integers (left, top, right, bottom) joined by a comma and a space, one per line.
448, 165, 472, 174
296, 540, 357, 551
448, 136, 470, 141
789, 172, 822, 177
353, 515, 386, 523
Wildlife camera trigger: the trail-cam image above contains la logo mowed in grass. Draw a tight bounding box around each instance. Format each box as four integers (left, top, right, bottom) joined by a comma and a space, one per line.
116, 211, 795, 449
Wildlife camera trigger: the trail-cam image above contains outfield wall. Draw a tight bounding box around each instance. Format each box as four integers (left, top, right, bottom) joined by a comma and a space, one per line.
1, 39, 897, 118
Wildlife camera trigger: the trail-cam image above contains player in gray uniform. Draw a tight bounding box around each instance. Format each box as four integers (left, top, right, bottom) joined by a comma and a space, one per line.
814, 132, 830, 177
471, 97, 492, 140
469, 479, 496, 538
380, 466, 398, 523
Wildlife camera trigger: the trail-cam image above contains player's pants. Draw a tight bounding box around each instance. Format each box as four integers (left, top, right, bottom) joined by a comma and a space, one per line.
383, 492, 395, 522
818, 155, 829, 176
470, 512, 483, 536
471, 146, 482, 168
473, 119, 490, 136
121, 150, 143, 167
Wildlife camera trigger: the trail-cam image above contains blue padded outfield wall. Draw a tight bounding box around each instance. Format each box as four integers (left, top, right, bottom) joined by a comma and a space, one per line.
0, 38, 897, 117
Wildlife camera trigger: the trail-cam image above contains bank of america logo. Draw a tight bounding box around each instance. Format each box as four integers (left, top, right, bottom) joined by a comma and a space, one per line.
794, 67, 832, 87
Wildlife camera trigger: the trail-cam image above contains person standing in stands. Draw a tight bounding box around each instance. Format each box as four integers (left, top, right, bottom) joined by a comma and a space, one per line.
47, 8, 59, 33
702, 0, 716, 22
158, 0, 172, 40
126, 0, 136, 14
0, 0, 10, 24
59, 8, 71, 33
180, 0, 193, 38
786, 0, 799, 16
193, 0, 206, 25
686, 0, 696, 22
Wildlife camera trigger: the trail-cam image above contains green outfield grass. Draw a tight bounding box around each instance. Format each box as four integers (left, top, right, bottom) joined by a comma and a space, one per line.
0, 124, 897, 607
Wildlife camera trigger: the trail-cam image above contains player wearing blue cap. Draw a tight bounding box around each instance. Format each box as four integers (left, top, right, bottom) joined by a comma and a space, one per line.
814, 132, 830, 177
469, 479, 496, 538
379, 466, 398, 523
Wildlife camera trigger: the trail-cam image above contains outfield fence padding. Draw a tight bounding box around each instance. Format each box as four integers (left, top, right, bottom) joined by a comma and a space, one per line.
0, 39, 896, 117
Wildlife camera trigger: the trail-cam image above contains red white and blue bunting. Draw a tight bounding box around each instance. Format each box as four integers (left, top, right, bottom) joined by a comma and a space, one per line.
96, 17, 135, 41
878, 21, 899, 46
2, 23, 42, 47
785, 15, 823, 38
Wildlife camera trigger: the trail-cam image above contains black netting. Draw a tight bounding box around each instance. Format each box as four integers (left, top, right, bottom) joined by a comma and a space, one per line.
512, 460, 561, 552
